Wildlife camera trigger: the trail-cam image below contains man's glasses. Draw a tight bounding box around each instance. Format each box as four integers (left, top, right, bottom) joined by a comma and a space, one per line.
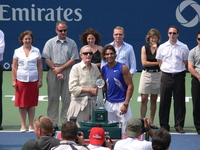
57, 29, 67, 33
197, 38, 200, 41
82, 52, 93, 55
168, 32, 177, 35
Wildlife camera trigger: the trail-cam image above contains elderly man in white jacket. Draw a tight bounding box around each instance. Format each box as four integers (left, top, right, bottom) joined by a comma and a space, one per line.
67, 45, 101, 122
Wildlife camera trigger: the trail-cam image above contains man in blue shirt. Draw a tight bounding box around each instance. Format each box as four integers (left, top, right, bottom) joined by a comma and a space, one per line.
101, 26, 137, 76
101, 45, 134, 139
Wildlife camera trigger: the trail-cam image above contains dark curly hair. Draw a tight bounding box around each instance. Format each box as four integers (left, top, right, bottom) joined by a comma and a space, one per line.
102, 45, 116, 60
80, 28, 101, 45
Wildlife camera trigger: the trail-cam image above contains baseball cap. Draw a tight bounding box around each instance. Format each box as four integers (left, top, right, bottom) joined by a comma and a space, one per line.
89, 127, 105, 145
126, 118, 142, 138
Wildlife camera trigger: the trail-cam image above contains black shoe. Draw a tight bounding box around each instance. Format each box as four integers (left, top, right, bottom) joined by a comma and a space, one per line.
53, 125, 59, 131
175, 127, 185, 133
150, 125, 159, 129
197, 130, 200, 135
52, 125, 59, 137
0, 126, 3, 130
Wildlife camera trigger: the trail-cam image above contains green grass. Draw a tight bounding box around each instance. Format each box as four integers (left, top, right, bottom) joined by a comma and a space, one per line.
2, 71, 196, 133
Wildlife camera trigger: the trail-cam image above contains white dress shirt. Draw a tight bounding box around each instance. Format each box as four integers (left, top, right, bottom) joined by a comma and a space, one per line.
156, 40, 189, 73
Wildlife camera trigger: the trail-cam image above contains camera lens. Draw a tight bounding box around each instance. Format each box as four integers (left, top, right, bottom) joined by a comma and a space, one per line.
77, 132, 82, 136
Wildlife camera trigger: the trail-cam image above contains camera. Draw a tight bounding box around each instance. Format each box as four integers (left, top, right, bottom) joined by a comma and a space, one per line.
139, 118, 150, 141
139, 118, 149, 133
77, 132, 82, 136
75, 132, 82, 144
70, 116, 77, 123
52, 128, 56, 137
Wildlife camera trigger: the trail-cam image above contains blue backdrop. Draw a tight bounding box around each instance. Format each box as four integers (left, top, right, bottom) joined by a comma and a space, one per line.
1, 0, 199, 70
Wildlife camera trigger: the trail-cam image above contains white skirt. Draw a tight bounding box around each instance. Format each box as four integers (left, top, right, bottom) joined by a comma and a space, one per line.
138, 70, 161, 94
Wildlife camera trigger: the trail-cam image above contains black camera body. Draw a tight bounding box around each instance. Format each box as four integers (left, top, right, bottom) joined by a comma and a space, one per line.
139, 118, 148, 133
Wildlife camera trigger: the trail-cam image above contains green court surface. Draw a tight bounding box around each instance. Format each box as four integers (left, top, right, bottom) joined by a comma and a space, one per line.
1, 71, 196, 133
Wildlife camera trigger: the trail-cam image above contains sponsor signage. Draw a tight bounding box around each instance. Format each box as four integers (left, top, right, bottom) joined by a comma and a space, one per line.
1, 0, 199, 71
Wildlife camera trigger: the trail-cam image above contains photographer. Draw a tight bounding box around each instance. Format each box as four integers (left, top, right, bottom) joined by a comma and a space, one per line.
22, 116, 60, 150
77, 127, 112, 150
51, 121, 88, 150
88, 127, 112, 149
114, 117, 153, 150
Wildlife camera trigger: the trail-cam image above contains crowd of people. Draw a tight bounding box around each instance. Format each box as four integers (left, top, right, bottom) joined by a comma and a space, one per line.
22, 116, 171, 150
0, 20, 200, 149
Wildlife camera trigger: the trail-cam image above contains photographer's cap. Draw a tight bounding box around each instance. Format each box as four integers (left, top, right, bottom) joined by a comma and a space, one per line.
89, 127, 105, 145
126, 118, 142, 138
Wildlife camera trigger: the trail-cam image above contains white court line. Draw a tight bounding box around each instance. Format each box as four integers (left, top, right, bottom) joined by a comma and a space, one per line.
5, 95, 192, 102
137, 96, 191, 102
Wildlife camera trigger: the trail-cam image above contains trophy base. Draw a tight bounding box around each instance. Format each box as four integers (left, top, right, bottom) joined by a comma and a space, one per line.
92, 109, 108, 122
78, 121, 121, 139
77, 108, 121, 139
79, 120, 119, 127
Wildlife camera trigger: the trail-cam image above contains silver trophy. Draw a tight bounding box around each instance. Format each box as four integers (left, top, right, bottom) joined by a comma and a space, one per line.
96, 79, 105, 109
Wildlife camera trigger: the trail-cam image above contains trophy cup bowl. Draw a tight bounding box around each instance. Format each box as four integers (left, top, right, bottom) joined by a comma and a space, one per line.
96, 79, 105, 89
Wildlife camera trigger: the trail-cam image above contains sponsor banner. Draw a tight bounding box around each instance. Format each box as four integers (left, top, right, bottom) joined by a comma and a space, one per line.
1, 0, 199, 71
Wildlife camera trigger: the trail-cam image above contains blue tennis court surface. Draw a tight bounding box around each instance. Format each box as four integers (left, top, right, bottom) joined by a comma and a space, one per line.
0, 131, 199, 150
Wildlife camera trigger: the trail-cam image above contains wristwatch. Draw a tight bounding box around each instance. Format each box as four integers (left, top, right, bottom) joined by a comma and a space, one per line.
123, 103, 129, 108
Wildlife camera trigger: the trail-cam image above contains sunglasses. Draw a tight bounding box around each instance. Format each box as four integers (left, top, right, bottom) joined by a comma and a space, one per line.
168, 32, 177, 35
57, 29, 67, 32
82, 52, 93, 55
197, 38, 200, 41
